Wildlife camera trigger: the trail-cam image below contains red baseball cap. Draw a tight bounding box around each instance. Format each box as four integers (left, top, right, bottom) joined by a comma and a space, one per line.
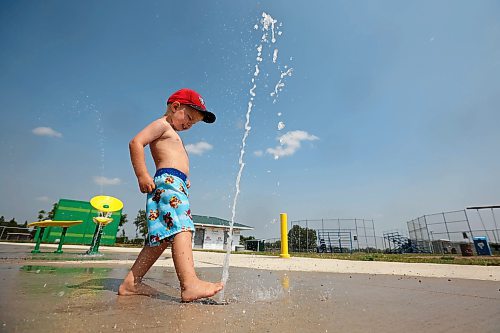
167, 88, 216, 123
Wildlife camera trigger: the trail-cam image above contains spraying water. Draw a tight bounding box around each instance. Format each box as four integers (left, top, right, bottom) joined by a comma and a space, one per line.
90, 223, 103, 248
219, 12, 293, 302
72, 96, 107, 194
92, 104, 106, 194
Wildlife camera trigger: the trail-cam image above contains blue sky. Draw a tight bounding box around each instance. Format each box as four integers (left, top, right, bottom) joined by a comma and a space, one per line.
1, 0, 499, 239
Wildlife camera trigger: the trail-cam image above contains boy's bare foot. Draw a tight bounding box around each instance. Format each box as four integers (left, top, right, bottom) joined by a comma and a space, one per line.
181, 279, 224, 302
118, 279, 159, 297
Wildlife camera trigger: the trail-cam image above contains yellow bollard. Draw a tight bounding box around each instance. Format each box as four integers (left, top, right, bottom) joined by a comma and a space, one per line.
280, 213, 290, 258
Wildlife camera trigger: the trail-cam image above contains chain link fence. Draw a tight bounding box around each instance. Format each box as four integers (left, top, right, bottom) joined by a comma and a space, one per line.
289, 218, 380, 253
406, 207, 499, 254
241, 218, 380, 253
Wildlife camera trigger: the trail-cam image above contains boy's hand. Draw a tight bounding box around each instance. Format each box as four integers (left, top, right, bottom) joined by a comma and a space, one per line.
138, 175, 155, 193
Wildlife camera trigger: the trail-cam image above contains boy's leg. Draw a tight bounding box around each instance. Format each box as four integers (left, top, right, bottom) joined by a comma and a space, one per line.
118, 241, 169, 296
171, 231, 223, 302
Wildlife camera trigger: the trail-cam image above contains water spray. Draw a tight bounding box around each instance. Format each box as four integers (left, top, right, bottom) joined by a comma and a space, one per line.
219, 11, 293, 302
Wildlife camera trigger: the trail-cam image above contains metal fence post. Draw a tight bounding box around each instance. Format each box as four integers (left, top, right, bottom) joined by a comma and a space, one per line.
464, 209, 474, 240
476, 209, 488, 237
306, 219, 309, 252
423, 215, 433, 253
442, 212, 451, 241
354, 218, 360, 251
363, 219, 368, 253
492, 208, 499, 243
298, 221, 301, 252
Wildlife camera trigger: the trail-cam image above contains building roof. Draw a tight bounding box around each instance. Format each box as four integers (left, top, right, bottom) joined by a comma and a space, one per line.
192, 215, 253, 230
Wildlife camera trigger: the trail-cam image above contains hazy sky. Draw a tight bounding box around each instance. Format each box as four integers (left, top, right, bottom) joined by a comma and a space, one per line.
1, 0, 499, 239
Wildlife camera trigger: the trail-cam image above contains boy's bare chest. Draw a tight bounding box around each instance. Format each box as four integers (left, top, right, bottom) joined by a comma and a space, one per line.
151, 134, 185, 154
150, 131, 188, 167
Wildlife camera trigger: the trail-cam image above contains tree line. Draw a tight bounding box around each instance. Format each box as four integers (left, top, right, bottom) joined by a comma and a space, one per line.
4, 204, 319, 247
239, 225, 318, 251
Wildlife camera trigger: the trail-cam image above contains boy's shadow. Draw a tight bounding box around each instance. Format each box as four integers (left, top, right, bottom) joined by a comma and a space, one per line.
67, 278, 221, 305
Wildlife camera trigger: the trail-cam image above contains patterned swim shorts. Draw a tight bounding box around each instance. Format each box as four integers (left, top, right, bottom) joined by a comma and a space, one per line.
145, 168, 194, 247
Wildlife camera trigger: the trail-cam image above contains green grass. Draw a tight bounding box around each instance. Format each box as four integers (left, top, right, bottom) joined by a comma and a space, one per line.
8, 241, 498, 266
234, 251, 500, 266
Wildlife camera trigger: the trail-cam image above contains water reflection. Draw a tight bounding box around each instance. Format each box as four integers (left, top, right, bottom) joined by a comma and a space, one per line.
21, 265, 110, 275
281, 273, 290, 290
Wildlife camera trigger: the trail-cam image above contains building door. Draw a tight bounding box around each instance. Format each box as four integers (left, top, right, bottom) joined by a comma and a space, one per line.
194, 228, 205, 249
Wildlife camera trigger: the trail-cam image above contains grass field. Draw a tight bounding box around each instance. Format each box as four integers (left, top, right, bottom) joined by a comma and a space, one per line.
20, 249, 500, 266
4, 241, 499, 266
240, 251, 500, 266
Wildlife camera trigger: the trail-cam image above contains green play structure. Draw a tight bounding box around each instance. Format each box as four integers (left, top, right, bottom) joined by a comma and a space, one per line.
41, 198, 122, 246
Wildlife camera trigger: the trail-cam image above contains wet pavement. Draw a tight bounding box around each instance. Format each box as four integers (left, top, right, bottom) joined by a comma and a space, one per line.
1, 244, 499, 332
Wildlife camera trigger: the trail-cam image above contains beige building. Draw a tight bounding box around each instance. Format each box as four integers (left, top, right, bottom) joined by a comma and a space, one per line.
192, 215, 253, 250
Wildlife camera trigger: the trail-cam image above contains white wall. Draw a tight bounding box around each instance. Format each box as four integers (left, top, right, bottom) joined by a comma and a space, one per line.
202, 228, 223, 250
232, 230, 241, 250
201, 227, 241, 250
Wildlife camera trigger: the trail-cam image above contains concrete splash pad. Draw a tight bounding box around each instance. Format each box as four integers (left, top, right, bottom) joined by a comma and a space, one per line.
1, 244, 499, 332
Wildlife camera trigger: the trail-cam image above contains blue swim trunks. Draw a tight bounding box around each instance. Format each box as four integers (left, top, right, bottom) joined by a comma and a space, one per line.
145, 168, 194, 247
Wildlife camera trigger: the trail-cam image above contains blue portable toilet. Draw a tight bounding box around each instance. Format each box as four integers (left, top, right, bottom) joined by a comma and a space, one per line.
473, 237, 492, 256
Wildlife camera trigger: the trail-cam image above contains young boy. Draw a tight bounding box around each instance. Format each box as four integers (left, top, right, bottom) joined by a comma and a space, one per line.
118, 88, 223, 302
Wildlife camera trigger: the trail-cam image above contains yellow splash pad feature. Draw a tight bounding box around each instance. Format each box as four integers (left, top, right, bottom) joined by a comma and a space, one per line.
90, 195, 124, 213
92, 216, 114, 225
28, 220, 83, 228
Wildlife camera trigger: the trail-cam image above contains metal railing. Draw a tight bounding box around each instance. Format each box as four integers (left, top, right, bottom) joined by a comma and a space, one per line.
0, 226, 33, 241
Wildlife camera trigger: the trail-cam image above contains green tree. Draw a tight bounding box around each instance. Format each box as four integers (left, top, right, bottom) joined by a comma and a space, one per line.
133, 209, 147, 238
265, 239, 281, 252
116, 213, 128, 236
47, 202, 58, 220
288, 225, 317, 252
119, 213, 128, 228
240, 235, 256, 245
35, 202, 58, 222
37, 210, 46, 221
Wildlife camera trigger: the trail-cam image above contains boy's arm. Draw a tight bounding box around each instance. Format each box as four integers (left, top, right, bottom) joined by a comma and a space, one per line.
129, 118, 168, 193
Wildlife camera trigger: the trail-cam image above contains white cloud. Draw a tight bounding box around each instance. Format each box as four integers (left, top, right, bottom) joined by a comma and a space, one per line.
266, 130, 319, 159
32, 127, 62, 138
93, 176, 122, 186
254, 150, 264, 157
185, 141, 213, 155
36, 196, 50, 202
